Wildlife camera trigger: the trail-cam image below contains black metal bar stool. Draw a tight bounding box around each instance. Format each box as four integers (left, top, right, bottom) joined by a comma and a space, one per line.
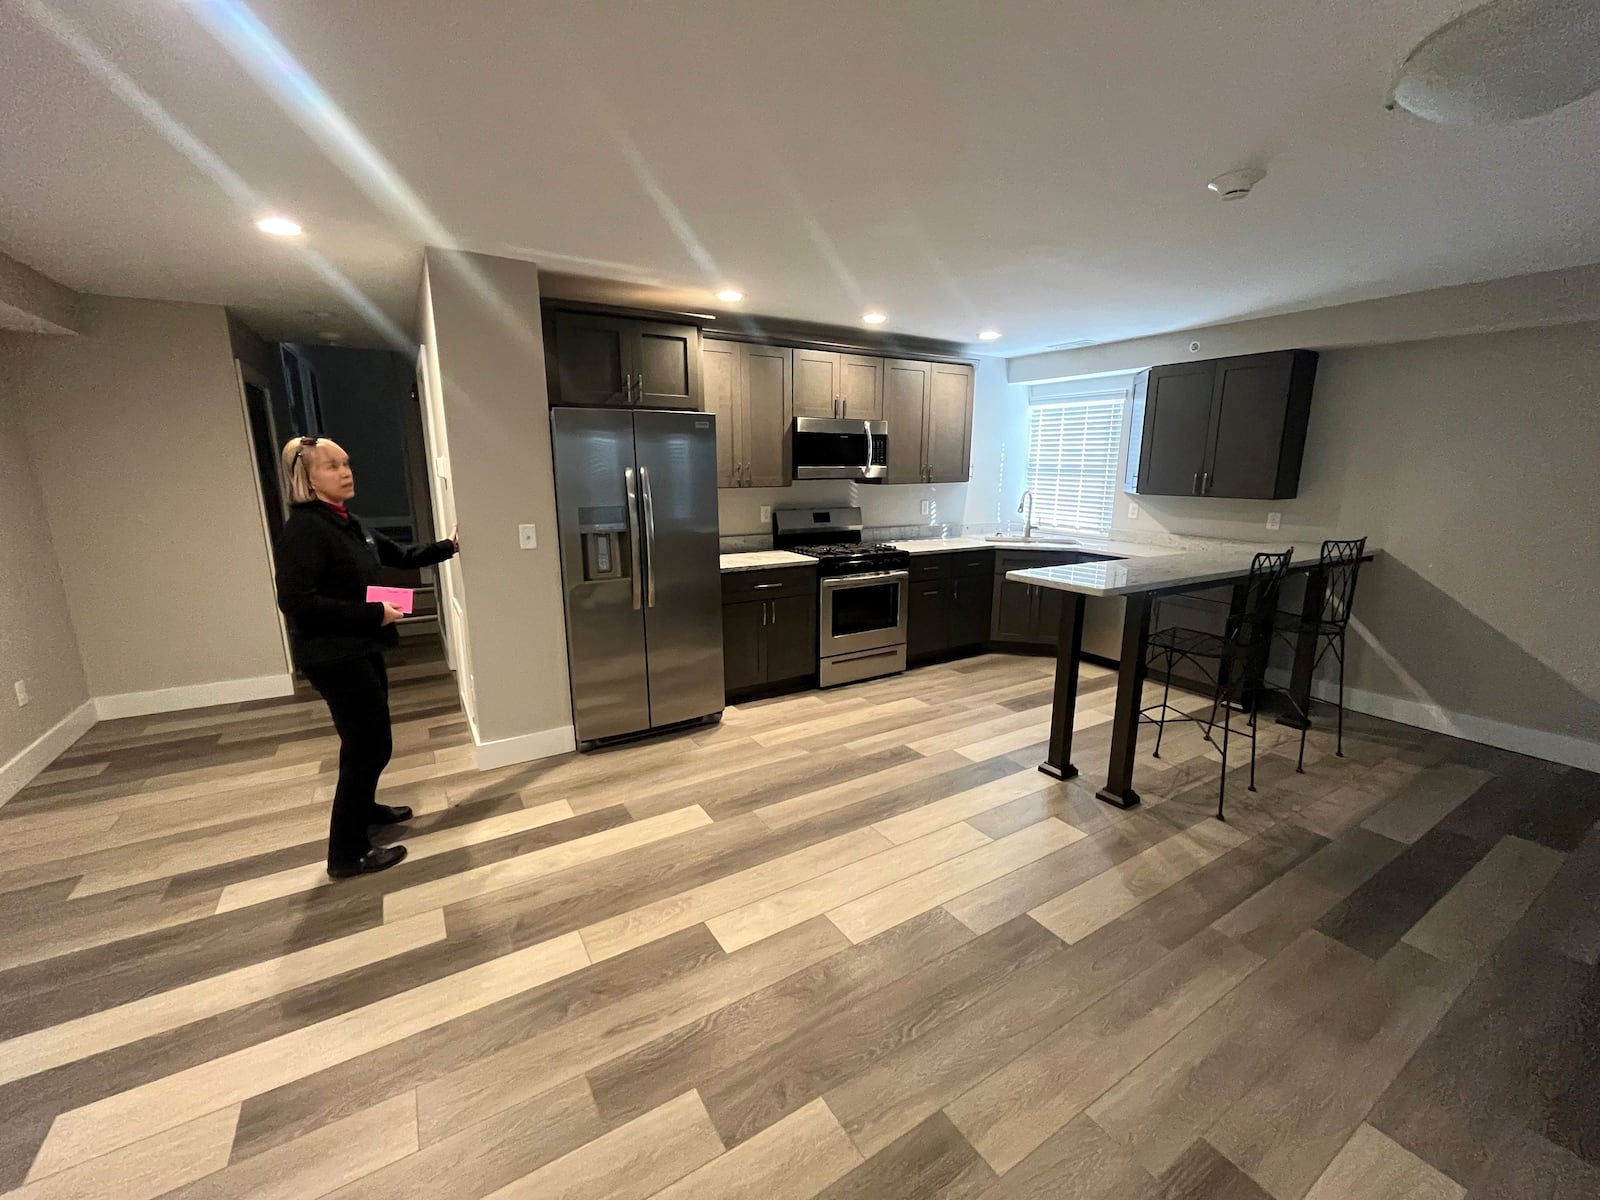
1144, 549, 1296, 820
1278, 537, 1368, 769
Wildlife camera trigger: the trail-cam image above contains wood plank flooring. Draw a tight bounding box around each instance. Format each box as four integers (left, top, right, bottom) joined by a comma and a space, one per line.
2, 636, 1597, 1198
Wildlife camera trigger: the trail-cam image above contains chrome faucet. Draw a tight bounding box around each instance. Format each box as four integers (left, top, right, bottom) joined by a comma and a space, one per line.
1017, 490, 1035, 539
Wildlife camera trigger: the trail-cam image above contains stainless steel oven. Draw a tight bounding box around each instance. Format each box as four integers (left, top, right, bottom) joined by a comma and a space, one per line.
819, 569, 908, 686
792, 418, 888, 481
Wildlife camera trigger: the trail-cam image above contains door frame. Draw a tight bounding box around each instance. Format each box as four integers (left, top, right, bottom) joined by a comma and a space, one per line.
234, 359, 294, 677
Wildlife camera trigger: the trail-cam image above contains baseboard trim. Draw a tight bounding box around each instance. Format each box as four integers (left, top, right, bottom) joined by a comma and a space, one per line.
1294, 677, 1600, 773
0, 701, 97, 807
93, 674, 296, 721
473, 724, 576, 771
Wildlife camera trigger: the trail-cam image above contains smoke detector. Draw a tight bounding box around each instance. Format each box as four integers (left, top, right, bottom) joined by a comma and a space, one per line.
1207, 168, 1266, 200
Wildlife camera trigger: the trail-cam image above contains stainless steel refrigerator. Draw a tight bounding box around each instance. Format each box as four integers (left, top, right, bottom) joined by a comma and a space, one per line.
550, 408, 724, 746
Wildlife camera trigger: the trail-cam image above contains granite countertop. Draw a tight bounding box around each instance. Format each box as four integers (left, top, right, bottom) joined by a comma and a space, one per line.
1008, 542, 1379, 598
890, 537, 994, 555
719, 550, 817, 573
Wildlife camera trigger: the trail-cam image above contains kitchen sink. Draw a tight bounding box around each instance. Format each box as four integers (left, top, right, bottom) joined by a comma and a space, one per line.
985, 534, 1081, 547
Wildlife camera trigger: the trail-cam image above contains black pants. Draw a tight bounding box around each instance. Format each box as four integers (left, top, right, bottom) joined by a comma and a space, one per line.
305, 654, 393, 865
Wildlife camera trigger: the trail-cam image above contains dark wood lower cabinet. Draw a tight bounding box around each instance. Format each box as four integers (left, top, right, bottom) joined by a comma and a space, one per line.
907, 551, 994, 662
722, 567, 818, 698
990, 550, 1120, 647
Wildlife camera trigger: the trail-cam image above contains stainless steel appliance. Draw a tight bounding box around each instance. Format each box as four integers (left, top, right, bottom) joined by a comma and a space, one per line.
791, 417, 888, 481
551, 408, 724, 746
773, 507, 909, 686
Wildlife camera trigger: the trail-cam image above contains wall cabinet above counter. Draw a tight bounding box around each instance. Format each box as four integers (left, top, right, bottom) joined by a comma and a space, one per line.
1125, 349, 1318, 500
542, 303, 976, 491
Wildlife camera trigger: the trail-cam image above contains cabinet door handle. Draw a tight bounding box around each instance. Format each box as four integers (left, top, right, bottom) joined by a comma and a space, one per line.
761, 602, 767, 627
1192, 472, 1200, 495
752, 582, 782, 590
1202, 471, 1212, 494
768, 601, 776, 625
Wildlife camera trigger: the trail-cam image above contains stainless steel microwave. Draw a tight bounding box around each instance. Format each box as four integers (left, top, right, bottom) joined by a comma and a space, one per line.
792, 417, 888, 481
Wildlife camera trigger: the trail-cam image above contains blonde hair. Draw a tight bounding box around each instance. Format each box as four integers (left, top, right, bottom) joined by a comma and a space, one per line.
280, 437, 321, 505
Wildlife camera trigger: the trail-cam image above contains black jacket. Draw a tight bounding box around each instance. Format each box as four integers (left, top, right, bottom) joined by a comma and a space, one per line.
274, 502, 456, 669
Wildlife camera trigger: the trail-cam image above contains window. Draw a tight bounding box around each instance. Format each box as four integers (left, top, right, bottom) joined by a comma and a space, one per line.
1026, 384, 1128, 534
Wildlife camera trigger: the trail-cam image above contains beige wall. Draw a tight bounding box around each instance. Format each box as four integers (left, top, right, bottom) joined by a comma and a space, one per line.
421, 250, 572, 755
1093, 322, 1600, 758
0, 352, 88, 770
13, 295, 288, 700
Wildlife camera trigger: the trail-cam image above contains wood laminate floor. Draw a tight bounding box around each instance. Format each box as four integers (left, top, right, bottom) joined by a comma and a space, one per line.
2, 637, 1597, 1199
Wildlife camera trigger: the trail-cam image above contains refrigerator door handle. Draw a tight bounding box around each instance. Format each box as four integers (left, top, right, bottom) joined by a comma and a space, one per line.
640, 466, 659, 608
623, 467, 643, 611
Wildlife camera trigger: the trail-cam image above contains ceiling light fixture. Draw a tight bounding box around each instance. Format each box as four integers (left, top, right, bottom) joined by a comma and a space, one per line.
714, 288, 744, 303
978, 330, 1002, 341
256, 215, 303, 237
1386, 0, 1600, 125
1207, 168, 1266, 200
862, 311, 887, 325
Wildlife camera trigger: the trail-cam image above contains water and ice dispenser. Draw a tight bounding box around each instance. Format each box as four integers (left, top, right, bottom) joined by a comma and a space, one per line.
576, 505, 632, 582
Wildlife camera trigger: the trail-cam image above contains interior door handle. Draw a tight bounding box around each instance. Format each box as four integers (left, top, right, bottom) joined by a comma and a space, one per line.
639, 466, 658, 608
623, 467, 642, 612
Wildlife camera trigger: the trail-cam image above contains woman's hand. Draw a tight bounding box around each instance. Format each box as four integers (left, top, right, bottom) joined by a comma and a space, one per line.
380, 602, 404, 626
450, 524, 460, 554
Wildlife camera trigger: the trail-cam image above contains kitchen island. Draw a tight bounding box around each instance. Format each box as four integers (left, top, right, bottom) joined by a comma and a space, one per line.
1009, 542, 1376, 809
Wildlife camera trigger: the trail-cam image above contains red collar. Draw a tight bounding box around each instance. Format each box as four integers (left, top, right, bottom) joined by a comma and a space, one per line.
320, 500, 350, 519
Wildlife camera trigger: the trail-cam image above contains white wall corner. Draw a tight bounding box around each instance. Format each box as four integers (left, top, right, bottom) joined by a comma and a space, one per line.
93, 674, 296, 721
0, 701, 97, 807
472, 724, 577, 771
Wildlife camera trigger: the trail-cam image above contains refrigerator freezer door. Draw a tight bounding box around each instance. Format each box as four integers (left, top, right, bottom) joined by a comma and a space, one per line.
632, 409, 725, 729
551, 408, 651, 742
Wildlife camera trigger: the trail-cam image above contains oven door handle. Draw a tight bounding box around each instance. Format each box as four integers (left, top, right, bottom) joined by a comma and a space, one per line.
821, 570, 909, 590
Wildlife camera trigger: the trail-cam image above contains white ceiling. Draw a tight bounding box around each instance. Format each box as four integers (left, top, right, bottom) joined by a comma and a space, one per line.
2, 0, 1598, 352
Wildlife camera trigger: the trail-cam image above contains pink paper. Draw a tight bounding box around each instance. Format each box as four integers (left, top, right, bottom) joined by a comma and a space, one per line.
366, 586, 414, 614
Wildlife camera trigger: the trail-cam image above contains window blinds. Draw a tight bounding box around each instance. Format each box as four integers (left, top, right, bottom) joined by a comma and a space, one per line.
1026, 395, 1124, 533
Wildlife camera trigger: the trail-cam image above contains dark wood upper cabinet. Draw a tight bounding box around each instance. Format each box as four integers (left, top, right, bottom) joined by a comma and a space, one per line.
742, 343, 792, 488
1135, 362, 1214, 498
550, 313, 632, 408
701, 340, 739, 489
547, 312, 702, 410
882, 358, 932, 484
927, 361, 974, 483
793, 349, 842, 418
839, 355, 884, 420
706, 341, 792, 489
1127, 349, 1317, 500
884, 358, 974, 484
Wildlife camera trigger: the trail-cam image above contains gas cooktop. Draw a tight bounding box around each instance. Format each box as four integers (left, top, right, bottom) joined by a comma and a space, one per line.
788, 542, 911, 577
789, 542, 901, 557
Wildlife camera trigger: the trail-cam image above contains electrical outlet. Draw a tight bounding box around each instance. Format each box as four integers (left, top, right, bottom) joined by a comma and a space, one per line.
1127, 502, 1139, 520
13, 680, 29, 707
759, 505, 772, 524
518, 523, 537, 549
1266, 512, 1282, 531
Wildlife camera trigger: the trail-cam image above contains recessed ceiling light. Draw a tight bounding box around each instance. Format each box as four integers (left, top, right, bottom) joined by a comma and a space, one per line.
978, 330, 1002, 341
862, 311, 887, 325
256, 215, 303, 237
714, 288, 744, 303
1207, 168, 1265, 200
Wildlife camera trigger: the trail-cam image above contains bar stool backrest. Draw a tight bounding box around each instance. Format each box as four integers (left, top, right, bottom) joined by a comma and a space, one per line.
1319, 537, 1368, 629
1228, 549, 1293, 651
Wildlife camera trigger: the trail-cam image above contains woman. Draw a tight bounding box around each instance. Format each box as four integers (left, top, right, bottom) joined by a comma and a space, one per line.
274, 435, 459, 878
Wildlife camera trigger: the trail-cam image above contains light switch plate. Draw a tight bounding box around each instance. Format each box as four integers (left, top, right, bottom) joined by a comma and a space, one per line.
1128, 502, 1139, 520
920, 499, 932, 516
518, 523, 537, 549
1266, 512, 1282, 531
14, 680, 29, 707
759, 505, 772, 524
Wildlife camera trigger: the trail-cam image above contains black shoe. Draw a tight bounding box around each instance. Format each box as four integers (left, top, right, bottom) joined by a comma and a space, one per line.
370, 804, 413, 825
327, 844, 408, 879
